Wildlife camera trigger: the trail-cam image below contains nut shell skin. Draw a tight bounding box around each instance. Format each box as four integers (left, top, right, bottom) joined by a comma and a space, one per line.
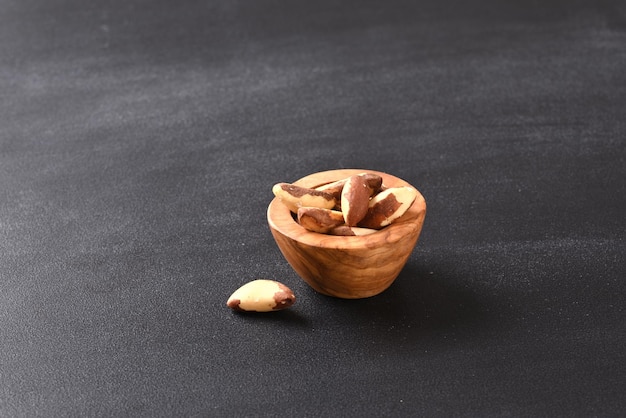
359, 173, 384, 194
272, 183, 336, 213
227, 279, 296, 312
297, 207, 345, 233
315, 178, 348, 202
358, 186, 418, 229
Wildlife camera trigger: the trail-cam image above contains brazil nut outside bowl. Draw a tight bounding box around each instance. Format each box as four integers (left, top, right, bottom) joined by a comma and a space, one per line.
267, 169, 427, 299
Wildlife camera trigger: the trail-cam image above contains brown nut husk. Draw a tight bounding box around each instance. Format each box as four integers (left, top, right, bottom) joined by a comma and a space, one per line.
297, 207, 345, 233
272, 183, 336, 213
358, 186, 418, 229
315, 178, 347, 202
359, 172, 384, 194
227, 279, 296, 312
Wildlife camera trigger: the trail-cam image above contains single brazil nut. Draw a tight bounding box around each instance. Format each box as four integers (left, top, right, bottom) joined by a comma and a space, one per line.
358, 186, 418, 229
341, 174, 378, 226
329, 225, 379, 236
227, 279, 296, 312
272, 183, 336, 213
297, 207, 345, 233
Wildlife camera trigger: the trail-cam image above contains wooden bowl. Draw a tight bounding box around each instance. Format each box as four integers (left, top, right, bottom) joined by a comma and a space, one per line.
267, 169, 427, 299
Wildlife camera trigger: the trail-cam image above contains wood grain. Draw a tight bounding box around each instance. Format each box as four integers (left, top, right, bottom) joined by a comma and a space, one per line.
267, 169, 427, 298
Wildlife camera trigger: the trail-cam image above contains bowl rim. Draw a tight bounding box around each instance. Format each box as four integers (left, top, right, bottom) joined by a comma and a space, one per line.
267, 169, 427, 250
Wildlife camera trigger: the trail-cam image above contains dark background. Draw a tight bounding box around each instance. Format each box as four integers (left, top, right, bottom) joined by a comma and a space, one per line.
1, 0, 625, 416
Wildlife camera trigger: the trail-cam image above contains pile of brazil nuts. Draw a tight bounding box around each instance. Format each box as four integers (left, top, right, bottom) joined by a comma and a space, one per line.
272, 172, 418, 236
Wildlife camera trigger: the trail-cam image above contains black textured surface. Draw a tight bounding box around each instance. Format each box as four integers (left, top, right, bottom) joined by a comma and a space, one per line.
2, 0, 625, 416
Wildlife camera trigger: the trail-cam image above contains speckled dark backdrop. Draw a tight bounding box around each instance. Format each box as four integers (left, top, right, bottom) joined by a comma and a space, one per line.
1, 0, 625, 416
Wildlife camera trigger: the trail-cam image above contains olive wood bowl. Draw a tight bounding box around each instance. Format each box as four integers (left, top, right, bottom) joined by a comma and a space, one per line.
267, 169, 427, 299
